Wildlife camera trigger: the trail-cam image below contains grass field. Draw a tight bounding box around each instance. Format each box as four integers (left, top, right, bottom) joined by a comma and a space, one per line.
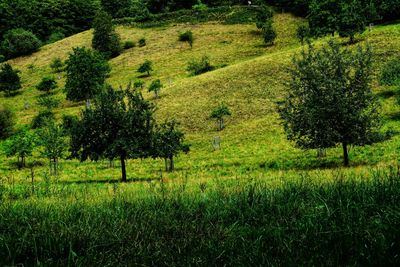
1, 11, 400, 266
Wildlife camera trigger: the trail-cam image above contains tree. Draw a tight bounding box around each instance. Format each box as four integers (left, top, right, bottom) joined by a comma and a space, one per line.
148, 79, 163, 99
0, 63, 21, 96
0, 106, 15, 140
4, 128, 36, 168
262, 20, 277, 46
92, 9, 121, 58
134, 79, 145, 89
152, 120, 190, 172
36, 76, 57, 94
308, 0, 338, 37
138, 60, 153, 76
50, 57, 64, 73
178, 30, 194, 48
100, 0, 132, 18
211, 103, 231, 131
1, 28, 41, 59
278, 41, 380, 167
337, 0, 366, 43
255, 5, 274, 29
297, 24, 311, 45
64, 47, 111, 107
37, 120, 68, 175
70, 85, 155, 182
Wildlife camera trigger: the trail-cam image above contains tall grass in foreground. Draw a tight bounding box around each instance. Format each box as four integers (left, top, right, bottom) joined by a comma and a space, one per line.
1, 168, 400, 266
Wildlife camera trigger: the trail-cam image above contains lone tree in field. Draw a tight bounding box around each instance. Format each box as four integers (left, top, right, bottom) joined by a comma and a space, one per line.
138, 60, 153, 76
337, 1, 366, 43
4, 128, 36, 168
92, 9, 121, 58
36, 76, 57, 94
148, 79, 162, 99
37, 120, 68, 176
64, 47, 111, 107
278, 41, 380, 167
262, 20, 277, 46
0, 63, 21, 96
179, 30, 194, 48
152, 120, 190, 172
211, 103, 231, 131
70, 85, 155, 182
0, 106, 15, 139
134, 79, 145, 90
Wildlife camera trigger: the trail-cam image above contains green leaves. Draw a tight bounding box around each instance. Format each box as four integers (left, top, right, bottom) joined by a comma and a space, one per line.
0, 63, 21, 96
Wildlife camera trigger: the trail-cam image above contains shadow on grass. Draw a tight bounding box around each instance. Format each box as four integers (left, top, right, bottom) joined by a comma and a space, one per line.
386, 111, 400, 121
58, 177, 161, 185
377, 88, 397, 99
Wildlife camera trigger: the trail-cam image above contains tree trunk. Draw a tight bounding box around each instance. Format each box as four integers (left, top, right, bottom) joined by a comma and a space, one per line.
165, 158, 168, 172
169, 156, 174, 172
120, 156, 127, 182
342, 142, 349, 167
86, 98, 91, 108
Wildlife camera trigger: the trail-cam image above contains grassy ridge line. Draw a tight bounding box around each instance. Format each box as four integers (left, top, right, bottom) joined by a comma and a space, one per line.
1, 168, 399, 266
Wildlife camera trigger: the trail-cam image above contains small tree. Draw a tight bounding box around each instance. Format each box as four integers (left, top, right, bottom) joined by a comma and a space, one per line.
278, 41, 380, 167
179, 31, 194, 48
0, 63, 21, 96
65, 47, 111, 107
36, 76, 57, 94
37, 121, 68, 175
1, 28, 41, 59
4, 128, 36, 168
37, 95, 61, 110
92, 9, 122, 58
211, 103, 231, 131
134, 79, 145, 90
255, 5, 274, 29
152, 120, 190, 172
138, 60, 153, 76
262, 20, 277, 46
187, 56, 214, 76
148, 79, 162, 99
297, 24, 311, 45
138, 38, 146, 47
0, 106, 15, 140
50, 57, 64, 73
337, 1, 366, 43
70, 85, 155, 182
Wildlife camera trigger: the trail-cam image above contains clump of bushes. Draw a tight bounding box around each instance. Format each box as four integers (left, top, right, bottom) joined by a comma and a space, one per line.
0, 63, 21, 96
178, 30, 194, 48
31, 110, 55, 129
380, 58, 400, 86
1, 28, 41, 59
123, 41, 136, 49
187, 56, 214, 76
36, 76, 57, 94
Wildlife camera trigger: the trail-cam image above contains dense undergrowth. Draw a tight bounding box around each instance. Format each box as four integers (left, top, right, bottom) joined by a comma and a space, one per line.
1, 167, 400, 266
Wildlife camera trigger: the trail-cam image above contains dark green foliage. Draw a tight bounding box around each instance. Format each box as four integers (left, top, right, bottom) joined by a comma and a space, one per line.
296, 24, 310, 44
192, 0, 208, 12
337, 0, 366, 43
134, 79, 145, 89
61, 114, 79, 135
31, 110, 55, 129
0, 63, 21, 96
70, 85, 155, 182
37, 120, 68, 175
380, 58, 400, 86
152, 119, 189, 172
92, 9, 122, 59
137, 59, 153, 76
100, 0, 132, 18
138, 38, 147, 47
123, 40, 136, 49
148, 79, 163, 98
50, 57, 64, 73
0, 106, 15, 140
278, 41, 380, 166
1, 28, 41, 59
308, 0, 338, 37
4, 127, 36, 168
64, 47, 111, 105
211, 103, 231, 131
0, 55, 5, 63
255, 5, 274, 29
262, 20, 277, 45
187, 56, 214, 76
36, 95, 61, 110
1, 171, 400, 266
36, 76, 57, 94
46, 32, 65, 44
178, 30, 194, 48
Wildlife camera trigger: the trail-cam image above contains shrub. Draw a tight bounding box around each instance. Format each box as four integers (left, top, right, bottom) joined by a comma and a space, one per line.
179, 30, 194, 48
0, 106, 15, 140
137, 60, 153, 76
148, 79, 163, 98
36, 76, 57, 94
134, 79, 145, 89
31, 110, 55, 129
210, 103, 231, 131
138, 38, 146, 47
1, 28, 41, 59
92, 9, 122, 58
50, 57, 64, 73
123, 41, 136, 49
192, 1, 208, 12
255, 5, 273, 29
0, 55, 4, 63
37, 95, 61, 110
262, 20, 277, 46
46, 32, 65, 44
187, 56, 214, 76
0, 63, 21, 96
380, 58, 400, 86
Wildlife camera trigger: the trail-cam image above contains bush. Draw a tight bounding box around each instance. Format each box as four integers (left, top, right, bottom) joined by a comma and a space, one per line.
262, 20, 277, 46
0, 63, 21, 96
178, 30, 194, 48
31, 110, 55, 129
50, 57, 64, 73
46, 32, 65, 44
123, 41, 136, 49
36, 76, 57, 94
1, 28, 41, 59
192, 1, 208, 12
138, 38, 146, 47
137, 60, 153, 76
187, 56, 214, 76
0, 106, 15, 140
37, 95, 61, 110
380, 58, 400, 86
